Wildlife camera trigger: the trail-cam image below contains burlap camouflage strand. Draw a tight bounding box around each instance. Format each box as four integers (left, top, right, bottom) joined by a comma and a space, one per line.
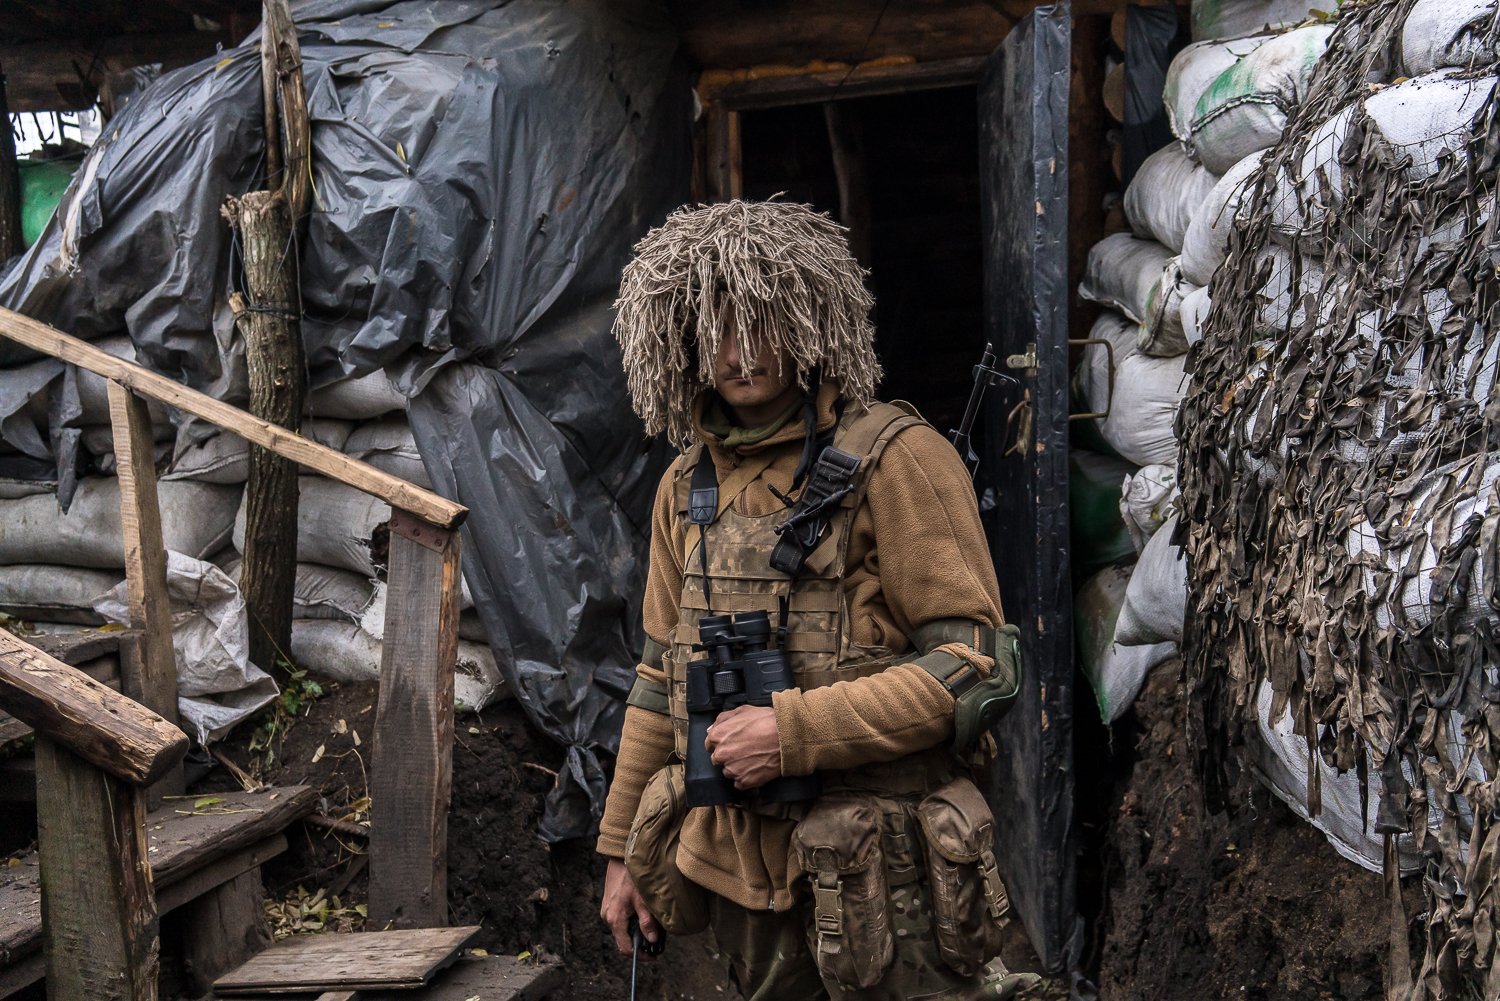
1176, 0, 1500, 995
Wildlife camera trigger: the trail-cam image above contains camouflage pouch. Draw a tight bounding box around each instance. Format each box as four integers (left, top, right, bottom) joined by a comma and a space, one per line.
624, 763, 709, 935
915, 777, 1010, 977
792, 796, 894, 991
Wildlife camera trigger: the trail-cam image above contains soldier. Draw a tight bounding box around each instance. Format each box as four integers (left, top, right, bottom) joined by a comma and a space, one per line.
598, 199, 1030, 1001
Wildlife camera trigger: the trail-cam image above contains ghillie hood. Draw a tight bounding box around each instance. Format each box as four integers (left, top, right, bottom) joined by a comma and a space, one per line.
612, 199, 881, 448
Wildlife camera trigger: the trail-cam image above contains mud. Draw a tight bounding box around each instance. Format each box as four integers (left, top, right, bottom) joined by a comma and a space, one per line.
1091, 661, 1413, 1000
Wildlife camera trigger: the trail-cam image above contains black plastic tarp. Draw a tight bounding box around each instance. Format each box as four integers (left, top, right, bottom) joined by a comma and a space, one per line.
0, 0, 689, 839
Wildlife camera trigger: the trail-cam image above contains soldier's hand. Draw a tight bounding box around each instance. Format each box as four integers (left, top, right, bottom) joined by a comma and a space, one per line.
600, 858, 659, 956
705, 704, 783, 790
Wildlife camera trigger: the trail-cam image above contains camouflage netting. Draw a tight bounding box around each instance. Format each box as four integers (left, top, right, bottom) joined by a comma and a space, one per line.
1176, 0, 1500, 994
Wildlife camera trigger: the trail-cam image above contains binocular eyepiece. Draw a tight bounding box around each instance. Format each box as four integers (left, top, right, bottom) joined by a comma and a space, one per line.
683, 610, 820, 807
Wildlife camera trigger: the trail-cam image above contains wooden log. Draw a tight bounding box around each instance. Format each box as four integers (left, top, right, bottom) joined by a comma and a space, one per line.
108, 382, 184, 797
180, 869, 272, 996
0, 306, 466, 528
368, 513, 460, 928
35, 737, 159, 1001
0, 71, 22, 261
0, 630, 186, 786
260, 0, 311, 223
707, 56, 988, 111
225, 189, 305, 673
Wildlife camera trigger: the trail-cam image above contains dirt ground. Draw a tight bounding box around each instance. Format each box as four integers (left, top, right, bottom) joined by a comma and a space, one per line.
1087, 660, 1412, 1000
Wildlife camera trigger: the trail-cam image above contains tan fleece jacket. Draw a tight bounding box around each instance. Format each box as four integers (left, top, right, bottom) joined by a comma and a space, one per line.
597, 383, 1004, 911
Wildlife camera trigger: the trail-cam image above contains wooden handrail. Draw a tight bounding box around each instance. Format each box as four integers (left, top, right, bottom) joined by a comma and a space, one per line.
0, 630, 188, 787
0, 306, 467, 530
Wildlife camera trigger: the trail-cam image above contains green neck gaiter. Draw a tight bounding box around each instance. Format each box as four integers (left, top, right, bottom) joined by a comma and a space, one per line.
703, 395, 803, 448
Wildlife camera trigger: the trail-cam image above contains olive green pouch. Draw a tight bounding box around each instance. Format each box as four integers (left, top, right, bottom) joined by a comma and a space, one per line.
915, 776, 1010, 976
624, 764, 709, 935
792, 796, 894, 990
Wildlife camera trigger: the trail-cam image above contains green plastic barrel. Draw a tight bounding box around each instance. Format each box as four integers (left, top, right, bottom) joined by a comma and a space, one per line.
17, 158, 79, 248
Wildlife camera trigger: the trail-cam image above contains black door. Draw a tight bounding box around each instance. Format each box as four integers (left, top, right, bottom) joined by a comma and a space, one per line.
976, 4, 1077, 974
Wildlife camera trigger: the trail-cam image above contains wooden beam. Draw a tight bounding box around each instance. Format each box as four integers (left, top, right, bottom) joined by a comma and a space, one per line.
368, 514, 460, 929
0, 71, 22, 260
0, 34, 221, 113
822, 102, 873, 269
707, 56, 989, 110
180, 869, 273, 995
35, 737, 159, 1001
0, 307, 467, 529
260, 0, 310, 223
703, 104, 741, 202
0, 630, 186, 786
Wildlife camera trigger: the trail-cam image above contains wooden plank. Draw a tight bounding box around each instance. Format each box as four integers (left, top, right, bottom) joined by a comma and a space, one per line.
0, 649, 121, 752
0, 71, 21, 262
0, 307, 465, 529
180, 868, 272, 995
149, 786, 315, 886
359, 954, 565, 1001
108, 382, 180, 733
25, 629, 129, 668
213, 927, 480, 995
708, 56, 988, 110
0, 954, 43, 997
368, 516, 460, 929
35, 737, 158, 1001
155, 834, 287, 914
0, 630, 187, 786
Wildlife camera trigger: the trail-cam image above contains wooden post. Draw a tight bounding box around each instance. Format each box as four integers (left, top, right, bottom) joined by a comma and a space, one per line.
35, 737, 158, 1001
0, 70, 23, 260
108, 381, 184, 804
704, 103, 742, 202
368, 512, 460, 929
180, 870, 272, 995
822, 102, 873, 269
226, 0, 310, 674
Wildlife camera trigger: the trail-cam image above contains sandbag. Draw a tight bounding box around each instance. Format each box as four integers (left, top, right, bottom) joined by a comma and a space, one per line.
94, 552, 277, 742
306, 371, 407, 420
1076, 564, 1178, 723
1076, 312, 1188, 467
1071, 449, 1139, 578
1181, 150, 1266, 285
1165, 37, 1268, 143
290, 618, 506, 714
0, 477, 55, 500
234, 476, 389, 577
1250, 245, 1327, 333
1180, 284, 1213, 345
1120, 463, 1179, 552
1192, 0, 1327, 41
1078, 233, 1175, 324
343, 417, 430, 488
1189, 26, 1333, 174
75, 337, 170, 426
165, 418, 357, 485
0, 565, 121, 624
1123, 145, 1221, 253
0, 478, 241, 568
1402, 0, 1499, 76
223, 556, 378, 622
1115, 514, 1187, 646
356, 579, 480, 641
1139, 258, 1200, 357
1253, 680, 1424, 874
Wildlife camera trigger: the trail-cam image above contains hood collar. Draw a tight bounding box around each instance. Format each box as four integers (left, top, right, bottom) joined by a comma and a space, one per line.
692, 381, 844, 459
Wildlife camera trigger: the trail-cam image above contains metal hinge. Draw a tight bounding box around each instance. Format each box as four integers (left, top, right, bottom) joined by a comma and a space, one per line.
1005, 343, 1037, 370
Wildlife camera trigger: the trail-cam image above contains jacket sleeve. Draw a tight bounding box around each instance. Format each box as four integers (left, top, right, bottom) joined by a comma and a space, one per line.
772, 425, 1004, 775
596, 461, 686, 858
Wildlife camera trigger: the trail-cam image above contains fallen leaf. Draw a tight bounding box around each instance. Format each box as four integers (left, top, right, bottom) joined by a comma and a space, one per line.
516, 950, 532, 962
468, 726, 481, 735
334, 719, 348, 735
468, 947, 490, 958
194, 796, 224, 809
312, 744, 325, 764
352, 729, 362, 747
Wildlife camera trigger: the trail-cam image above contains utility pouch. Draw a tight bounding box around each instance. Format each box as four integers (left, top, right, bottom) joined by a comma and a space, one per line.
624, 764, 709, 936
915, 777, 1009, 977
791, 797, 894, 991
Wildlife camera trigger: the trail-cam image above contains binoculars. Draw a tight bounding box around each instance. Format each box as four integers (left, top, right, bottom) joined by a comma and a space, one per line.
683, 610, 821, 807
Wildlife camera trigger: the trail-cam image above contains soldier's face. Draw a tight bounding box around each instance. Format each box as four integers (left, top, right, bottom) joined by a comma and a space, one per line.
713, 322, 796, 416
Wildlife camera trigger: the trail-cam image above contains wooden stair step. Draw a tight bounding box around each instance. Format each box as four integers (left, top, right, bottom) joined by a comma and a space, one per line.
213, 926, 482, 995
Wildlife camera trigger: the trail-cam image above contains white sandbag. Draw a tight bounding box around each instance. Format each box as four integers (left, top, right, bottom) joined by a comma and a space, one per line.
1139, 259, 1200, 358
223, 557, 378, 622
1075, 563, 1180, 723
0, 478, 56, 500
1077, 312, 1188, 467
1402, 0, 1499, 76
1253, 680, 1424, 873
290, 619, 506, 714
307, 371, 407, 420
356, 580, 477, 641
0, 478, 241, 569
1180, 285, 1213, 345
1165, 37, 1267, 143
1189, 26, 1334, 175
1120, 464, 1179, 552
163, 418, 358, 485
1181, 150, 1266, 285
1251, 245, 1327, 333
234, 476, 389, 577
343, 417, 430, 488
0, 565, 121, 624
1115, 515, 1188, 646
95, 552, 277, 743
1079, 234, 1175, 324
1192, 0, 1326, 41
1123, 145, 1221, 253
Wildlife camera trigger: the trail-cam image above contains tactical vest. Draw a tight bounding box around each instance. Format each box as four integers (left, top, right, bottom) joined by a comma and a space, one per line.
663, 401, 941, 780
